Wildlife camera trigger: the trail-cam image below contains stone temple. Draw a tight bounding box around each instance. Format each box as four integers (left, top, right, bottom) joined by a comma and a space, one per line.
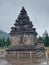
5, 7, 45, 65
10, 7, 37, 46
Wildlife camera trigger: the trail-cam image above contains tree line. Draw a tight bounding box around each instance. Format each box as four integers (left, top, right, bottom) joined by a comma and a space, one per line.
0, 37, 11, 48
37, 30, 49, 47
0, 30, 49, 48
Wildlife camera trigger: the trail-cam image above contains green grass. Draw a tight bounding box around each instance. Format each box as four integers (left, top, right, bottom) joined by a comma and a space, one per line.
45, 47, 49, 49
0, 47, 5, 51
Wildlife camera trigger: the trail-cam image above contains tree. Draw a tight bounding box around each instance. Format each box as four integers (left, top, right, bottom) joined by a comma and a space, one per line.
43, 30, 49, 47
0, 37, 6, 47
0, 38, 3, 47
5, 37, 11, 47
2, 37, 6, 47
37, 36, 43, 41
0, 37, 11, 48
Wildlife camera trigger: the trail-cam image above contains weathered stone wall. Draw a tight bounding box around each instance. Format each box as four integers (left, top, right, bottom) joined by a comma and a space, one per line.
11, 34, 37, 46
23, 34, 34, 45
11, 36, 20, 46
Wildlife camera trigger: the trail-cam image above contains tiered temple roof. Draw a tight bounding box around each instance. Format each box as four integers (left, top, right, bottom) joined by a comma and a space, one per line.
10, 7, 37, 36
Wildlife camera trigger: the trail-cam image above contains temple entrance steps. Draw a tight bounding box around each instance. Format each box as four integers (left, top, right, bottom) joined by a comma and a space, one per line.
5, 50, 46, 65
32, 50, 45, 58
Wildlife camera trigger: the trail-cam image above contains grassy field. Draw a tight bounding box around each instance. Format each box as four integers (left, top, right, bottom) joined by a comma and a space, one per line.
0, 48, 5, 51
45, 47, 49, 49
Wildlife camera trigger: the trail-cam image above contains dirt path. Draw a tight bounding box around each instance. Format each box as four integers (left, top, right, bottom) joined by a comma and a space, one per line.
0, 58, 48, 65
0, 59, 12, 65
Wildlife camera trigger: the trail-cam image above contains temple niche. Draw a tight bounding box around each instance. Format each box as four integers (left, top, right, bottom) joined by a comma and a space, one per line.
10, 7, 37, 46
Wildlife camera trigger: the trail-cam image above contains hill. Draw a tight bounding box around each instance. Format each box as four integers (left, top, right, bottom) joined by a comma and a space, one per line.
0, 30, 11, 39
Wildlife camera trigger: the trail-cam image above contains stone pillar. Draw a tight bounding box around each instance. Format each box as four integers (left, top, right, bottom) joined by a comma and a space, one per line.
45, 50, 48, 64
17, 51, 19, 65
30, 51, 32, 63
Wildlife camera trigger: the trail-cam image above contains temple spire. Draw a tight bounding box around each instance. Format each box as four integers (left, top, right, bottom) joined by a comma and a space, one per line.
10, 7, 37, 36
20, 7, 27, 14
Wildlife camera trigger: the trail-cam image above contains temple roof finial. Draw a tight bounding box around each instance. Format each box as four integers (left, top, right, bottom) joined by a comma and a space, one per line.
20, 6, 27, 14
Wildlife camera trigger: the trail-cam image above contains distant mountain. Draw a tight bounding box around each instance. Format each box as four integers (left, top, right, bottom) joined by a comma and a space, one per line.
0, 30, 11, 39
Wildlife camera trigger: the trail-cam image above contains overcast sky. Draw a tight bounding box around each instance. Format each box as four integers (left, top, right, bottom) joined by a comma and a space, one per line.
0, 0, 49, 36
